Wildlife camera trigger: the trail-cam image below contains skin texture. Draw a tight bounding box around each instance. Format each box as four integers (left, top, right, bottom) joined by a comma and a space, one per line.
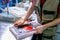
36, 17, 60, 34
14, 3, 34, 27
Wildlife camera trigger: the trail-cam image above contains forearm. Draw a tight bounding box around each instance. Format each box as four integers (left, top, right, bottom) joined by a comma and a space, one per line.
24, 4, 34, 21
44, 18, 60, 28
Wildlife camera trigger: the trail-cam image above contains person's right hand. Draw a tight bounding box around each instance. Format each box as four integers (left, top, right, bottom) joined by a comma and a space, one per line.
14, 19, 25, 27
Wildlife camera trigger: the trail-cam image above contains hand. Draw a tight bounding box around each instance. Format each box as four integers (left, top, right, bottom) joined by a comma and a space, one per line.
35, 25, 46, 34
14, 19, 25, 27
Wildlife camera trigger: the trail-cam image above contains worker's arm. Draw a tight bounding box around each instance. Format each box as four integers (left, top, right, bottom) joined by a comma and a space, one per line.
44, 18, 60, 28
24, 4, 34, 21
14, 3, 34, 27
36, 18, 60, 34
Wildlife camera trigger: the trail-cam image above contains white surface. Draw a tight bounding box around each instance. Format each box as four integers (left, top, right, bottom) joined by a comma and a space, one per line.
4, 2, 32, 18
0, 21, 32, 40
5, 7, 27, 18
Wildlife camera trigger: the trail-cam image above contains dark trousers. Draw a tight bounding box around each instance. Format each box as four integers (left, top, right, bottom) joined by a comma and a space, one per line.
31, 34, 43, 40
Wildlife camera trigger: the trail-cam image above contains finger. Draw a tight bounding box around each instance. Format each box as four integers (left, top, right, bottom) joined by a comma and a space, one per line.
34, 28, 39, 34
14, 21, 17, 25
14, 22, 20, 26
35, 28, 41, 34
14, 23, 18, 27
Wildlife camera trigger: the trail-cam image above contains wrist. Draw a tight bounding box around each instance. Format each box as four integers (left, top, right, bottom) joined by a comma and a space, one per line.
42, 25, 48, 30
43, 23, 50, 29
